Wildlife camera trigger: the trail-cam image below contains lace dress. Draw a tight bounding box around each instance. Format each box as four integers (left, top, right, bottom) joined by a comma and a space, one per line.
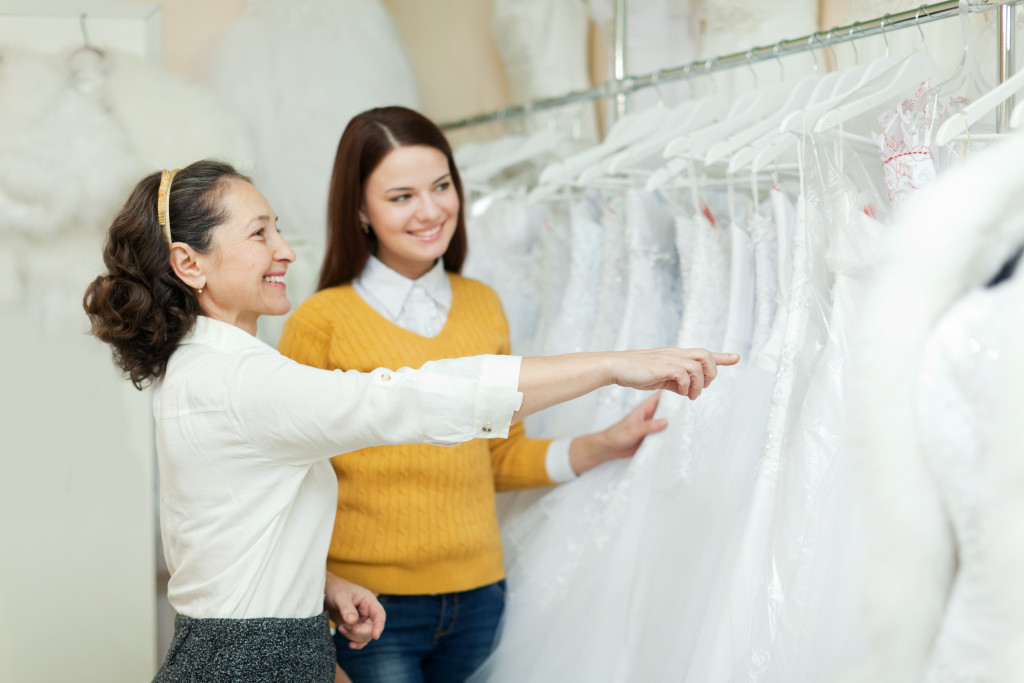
463, 192, 545, 356
591, 187, 682, 432
747, 200, 780, 361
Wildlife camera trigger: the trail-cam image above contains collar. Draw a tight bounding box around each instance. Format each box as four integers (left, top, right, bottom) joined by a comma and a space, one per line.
179, 315, 270, 353
356, 256, 451, 318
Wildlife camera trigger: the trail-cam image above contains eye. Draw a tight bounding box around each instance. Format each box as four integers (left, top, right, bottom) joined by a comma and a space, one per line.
435, 182, 451, 192
389, 194, 411, 203
252, 227, 266, 239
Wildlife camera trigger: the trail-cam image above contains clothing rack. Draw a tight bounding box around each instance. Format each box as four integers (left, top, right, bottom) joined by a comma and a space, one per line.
440, 0, 1020, 132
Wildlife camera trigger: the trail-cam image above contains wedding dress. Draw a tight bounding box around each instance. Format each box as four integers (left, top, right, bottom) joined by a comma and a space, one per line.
0, 47, 252, 331
472, 180, 773, 682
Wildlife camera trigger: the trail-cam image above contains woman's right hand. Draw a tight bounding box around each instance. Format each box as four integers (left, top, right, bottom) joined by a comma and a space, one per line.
606, 348, 739, 400
515, 348, 740, 419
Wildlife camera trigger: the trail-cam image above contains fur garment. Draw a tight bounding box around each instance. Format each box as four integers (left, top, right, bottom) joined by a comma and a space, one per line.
844, 130, 1024, 682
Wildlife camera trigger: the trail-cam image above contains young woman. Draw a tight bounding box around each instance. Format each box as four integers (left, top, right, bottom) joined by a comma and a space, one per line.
277, 107, 720, 682
84, 159, 737, 682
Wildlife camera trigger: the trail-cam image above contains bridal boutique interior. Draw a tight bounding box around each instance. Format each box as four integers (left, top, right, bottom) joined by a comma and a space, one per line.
3, 1, 1024, 681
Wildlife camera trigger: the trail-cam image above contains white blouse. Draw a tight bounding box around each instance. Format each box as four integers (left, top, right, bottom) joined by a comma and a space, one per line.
354, 256, 576, 483
154, 316, 523, 619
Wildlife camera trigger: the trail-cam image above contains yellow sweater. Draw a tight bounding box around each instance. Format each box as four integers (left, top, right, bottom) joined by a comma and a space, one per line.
278, 274, 554, 595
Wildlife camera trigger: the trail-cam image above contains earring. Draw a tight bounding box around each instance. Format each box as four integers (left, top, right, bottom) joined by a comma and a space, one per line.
361, 222, 371, 234
197, 288, 203, 295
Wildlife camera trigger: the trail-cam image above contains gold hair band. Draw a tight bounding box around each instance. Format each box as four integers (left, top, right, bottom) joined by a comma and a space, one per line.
157, 168, 181, 244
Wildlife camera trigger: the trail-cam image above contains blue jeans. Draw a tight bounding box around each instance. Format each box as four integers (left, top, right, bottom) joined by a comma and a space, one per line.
334, 580, 505, 683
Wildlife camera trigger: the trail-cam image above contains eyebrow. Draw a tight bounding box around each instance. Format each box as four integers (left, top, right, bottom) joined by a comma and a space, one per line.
245, 215, 278, 227
385, 173, 451, 193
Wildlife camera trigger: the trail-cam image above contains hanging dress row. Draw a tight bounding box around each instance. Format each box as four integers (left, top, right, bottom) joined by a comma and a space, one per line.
451, 7, 1022, 680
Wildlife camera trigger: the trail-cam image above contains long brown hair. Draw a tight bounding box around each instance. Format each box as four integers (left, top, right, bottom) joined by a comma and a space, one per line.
83, 160, 251, 389
318, 106, 467, 290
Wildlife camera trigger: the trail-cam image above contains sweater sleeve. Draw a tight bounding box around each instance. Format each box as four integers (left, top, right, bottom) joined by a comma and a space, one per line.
278, 304, 332, 371
486, 288, 556, 491
490, 420, 556, 491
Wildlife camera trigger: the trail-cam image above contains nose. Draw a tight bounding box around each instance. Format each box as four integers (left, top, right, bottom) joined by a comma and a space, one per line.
272, 230, 296, 264
416, 193, 443, 223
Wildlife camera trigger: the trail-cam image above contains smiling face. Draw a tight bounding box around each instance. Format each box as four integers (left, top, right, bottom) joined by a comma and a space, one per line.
359, 144, 460, 280
192, 178, 296, 334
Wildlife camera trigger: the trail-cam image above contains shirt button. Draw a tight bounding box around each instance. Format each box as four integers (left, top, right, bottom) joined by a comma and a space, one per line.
482, 425, 492, 433
381, 373, 391, 382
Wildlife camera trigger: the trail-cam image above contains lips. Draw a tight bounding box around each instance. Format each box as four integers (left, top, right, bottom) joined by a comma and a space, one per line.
410, 224, 443, 239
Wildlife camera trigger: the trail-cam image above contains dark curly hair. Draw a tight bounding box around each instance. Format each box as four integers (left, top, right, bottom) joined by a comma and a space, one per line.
83, 159, 251, 389
318, 106, 467, 290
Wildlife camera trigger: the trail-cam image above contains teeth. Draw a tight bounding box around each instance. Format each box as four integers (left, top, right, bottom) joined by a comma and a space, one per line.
414, 226, 442, 238
263, 275, 285, 284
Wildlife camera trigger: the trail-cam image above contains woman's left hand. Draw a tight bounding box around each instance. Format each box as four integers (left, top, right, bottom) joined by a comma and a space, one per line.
325, 571, 386, 649
569, 392, 667, 475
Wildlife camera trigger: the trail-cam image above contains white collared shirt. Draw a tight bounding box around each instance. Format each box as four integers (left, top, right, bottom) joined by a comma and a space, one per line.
354, 256, 576, 483
154, 316, 524, 619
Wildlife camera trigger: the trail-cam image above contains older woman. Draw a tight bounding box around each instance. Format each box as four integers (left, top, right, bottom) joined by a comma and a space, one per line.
83, 159, 737, 683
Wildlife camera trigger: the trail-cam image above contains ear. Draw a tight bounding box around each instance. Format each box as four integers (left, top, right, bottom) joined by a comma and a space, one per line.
168, 242, 207, 291
358, 202, 370, 227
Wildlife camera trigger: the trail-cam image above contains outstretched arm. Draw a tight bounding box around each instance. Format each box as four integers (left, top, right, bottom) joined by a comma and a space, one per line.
515, 348, 738, 420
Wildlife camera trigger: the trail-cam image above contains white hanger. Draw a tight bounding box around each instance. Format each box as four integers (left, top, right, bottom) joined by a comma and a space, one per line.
461, 127, 564, 184
813, 50, 942, 131
602, 92, 728, 175
724, 27, 892, 173
536, 103, 670, 186
934, 68, 1024, 146
703, 74, 819, 166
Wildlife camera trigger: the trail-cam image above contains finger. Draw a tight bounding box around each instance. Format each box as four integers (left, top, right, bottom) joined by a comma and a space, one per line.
670, 370, 690, 398
369, 602, 386, 639
711, 351, 741, 366
686, 349, 716, 387
685, 361, 703, 400
638, 392, 661, 419
643, 418, 668, 434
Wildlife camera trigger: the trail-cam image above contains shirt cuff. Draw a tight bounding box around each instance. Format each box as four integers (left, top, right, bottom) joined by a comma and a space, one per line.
475, 355, 524, 439
545, 438, 577, 483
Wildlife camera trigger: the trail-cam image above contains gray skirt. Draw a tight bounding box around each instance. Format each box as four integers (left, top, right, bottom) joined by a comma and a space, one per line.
153, 610, 335, 683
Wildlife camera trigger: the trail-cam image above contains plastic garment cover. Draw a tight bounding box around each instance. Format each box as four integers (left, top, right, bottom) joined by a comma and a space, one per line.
723, 129, 887, 683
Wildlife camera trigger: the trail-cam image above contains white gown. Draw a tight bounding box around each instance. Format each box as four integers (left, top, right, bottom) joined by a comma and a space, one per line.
202, 0, 420, 345
0, 47, 252, 332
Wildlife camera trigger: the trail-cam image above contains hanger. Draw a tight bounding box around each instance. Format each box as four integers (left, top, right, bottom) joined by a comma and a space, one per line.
934, 68, 1024, 145
703, 45, 821, 166
599, 64, 729, 176
909, 1, 990, 123
71, 13, 105, 59
461, 124, 565, 185
725, 28, 885, 173
812, 12, 942, 133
